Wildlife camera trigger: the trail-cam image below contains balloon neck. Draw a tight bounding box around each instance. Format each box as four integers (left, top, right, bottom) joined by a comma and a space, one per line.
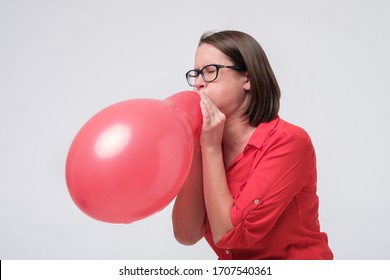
165, 91, 202, 139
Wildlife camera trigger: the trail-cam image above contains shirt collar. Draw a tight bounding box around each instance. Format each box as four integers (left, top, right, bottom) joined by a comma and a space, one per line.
247, 116, 280, 149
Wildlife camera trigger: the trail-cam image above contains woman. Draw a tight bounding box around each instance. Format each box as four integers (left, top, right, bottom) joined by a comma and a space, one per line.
172, 30, 333, 260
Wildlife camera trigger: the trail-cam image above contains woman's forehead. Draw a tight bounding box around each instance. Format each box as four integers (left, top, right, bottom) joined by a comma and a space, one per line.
194, 43, 231, 68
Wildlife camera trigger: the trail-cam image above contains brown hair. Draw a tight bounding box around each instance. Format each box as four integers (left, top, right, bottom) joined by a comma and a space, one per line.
199, 30, 280, 126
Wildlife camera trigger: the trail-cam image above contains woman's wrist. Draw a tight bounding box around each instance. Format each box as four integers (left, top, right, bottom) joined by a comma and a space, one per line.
201, 144, 223, 156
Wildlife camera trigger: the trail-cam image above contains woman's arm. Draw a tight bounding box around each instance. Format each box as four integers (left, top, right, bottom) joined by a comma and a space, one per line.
172, 143, 206, 245
199, 93, 234, 244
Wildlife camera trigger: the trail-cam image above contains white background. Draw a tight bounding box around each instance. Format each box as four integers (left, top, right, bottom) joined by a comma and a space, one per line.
1, 0, 389, 259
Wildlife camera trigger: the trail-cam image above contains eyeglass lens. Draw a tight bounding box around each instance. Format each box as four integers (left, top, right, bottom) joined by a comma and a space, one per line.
186, 65, 219, 86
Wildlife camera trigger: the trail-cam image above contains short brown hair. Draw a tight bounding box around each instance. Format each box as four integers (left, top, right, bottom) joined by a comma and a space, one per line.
199, 30, 280, 126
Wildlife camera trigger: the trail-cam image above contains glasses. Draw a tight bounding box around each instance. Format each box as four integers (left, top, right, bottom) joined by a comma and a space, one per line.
185, 64, 245, 87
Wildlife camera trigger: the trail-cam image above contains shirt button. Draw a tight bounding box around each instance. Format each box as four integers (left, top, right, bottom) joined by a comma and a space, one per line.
225, 249, 230, 255
254, 199, 259, 205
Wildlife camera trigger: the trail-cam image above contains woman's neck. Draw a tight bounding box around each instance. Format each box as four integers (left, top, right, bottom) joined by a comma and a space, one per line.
222, 115, 256, 167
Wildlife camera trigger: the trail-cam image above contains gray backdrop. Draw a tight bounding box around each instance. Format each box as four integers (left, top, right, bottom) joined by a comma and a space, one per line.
1, 0, 389, 259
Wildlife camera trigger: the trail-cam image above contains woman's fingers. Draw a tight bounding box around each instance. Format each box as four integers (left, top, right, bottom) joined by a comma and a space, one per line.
199, 98, 211, 126
200, 92, 214, 121
198, 92, 226, 148
199, 92, 224, 125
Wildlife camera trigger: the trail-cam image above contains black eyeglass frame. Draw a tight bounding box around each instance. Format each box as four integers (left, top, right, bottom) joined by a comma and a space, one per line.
185, 64, 245, 87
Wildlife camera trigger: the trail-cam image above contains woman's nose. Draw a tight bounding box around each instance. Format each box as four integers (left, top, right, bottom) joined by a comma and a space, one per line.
193, 76, 205, 90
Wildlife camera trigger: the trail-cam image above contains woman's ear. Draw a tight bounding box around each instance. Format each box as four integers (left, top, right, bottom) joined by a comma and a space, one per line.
243, 75, 250, 91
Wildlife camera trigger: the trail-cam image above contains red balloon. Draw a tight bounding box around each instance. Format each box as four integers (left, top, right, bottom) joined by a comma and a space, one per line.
66, 91, 201, 223
166, 91, 202, 138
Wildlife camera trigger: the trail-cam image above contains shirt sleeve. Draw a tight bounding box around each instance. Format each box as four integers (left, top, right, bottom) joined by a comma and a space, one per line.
215, 126, 317, 249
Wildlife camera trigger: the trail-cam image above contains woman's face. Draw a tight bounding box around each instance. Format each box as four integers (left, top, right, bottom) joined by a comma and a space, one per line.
193, 43, 250, 118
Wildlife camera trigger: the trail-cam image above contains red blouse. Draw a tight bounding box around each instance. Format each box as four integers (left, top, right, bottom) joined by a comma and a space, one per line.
204, 117, 333, 260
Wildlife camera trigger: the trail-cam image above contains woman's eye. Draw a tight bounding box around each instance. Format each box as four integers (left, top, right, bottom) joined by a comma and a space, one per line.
204, 67, 216, 74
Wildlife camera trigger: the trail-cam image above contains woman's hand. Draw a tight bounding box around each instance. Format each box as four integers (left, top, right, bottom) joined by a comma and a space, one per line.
199, 92, 226, 150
